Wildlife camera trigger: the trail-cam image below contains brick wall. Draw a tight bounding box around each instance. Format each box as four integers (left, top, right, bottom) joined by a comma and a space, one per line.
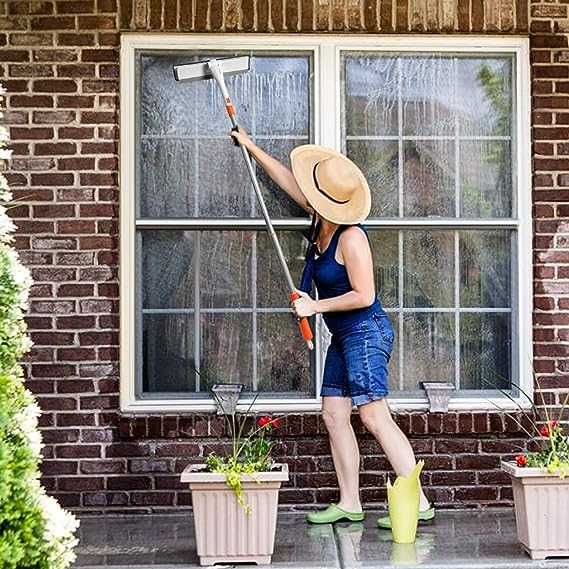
1, 0, 567, 512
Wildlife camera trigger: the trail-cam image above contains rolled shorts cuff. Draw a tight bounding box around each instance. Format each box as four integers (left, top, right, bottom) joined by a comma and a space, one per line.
351, 392, 388, 407
321, 386, 349, 398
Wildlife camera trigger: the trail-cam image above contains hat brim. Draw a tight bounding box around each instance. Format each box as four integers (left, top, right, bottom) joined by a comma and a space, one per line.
290, 145, 371, 225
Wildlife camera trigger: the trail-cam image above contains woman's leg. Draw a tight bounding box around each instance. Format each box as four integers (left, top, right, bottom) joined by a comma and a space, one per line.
358, 399, 430, 510
322, 396, 362, 512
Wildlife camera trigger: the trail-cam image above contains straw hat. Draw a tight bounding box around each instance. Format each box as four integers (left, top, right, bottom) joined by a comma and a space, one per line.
290, 145, 371, 225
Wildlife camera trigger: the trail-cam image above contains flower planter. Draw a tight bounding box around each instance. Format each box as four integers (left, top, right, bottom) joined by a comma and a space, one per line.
181, 463, 289, 566
502, 461, 569, 560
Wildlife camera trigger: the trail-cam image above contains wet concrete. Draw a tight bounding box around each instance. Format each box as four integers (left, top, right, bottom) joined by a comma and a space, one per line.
74, 510, 569, 568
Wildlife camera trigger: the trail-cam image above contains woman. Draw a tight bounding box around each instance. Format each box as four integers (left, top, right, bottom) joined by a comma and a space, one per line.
231, 129, 434, 528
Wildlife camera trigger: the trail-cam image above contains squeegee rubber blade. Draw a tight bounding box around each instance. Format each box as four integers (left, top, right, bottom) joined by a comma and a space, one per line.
173, 55, 251, 82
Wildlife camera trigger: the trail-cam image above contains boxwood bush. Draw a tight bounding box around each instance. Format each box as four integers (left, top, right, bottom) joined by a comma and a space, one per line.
0, 85, 78, 568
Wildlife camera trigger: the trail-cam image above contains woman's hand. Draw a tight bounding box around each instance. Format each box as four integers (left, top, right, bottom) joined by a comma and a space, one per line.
230, 127, 254, 149
292, 290, 319, 318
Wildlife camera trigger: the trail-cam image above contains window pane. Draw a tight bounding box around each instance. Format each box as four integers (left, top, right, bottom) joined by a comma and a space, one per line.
257, 313, 313, 394
369, 230, 399, 309
460, 140, 512, 218
200, 313, 253, 389
200, 232, 252, 309
403, 231, 454, 308
142, 231, 195, 309
457, 58, 513, 137
197, 138, 253, 217
257, 139, 309, 218
142, 314, 196, 393
400, 56, 456, 136
460, 313, 511, 390
257, 231, 305, 308
403, 313, 455, 388
460, 231, 512, 308
140, 139, 197, 218
137, 51, 312, 219
347, 140, 398, 217
342, 55, 398, 136
403, 140, 455, 217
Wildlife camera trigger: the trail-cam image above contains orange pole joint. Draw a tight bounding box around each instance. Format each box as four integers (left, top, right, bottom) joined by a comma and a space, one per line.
289, 291, 314, 348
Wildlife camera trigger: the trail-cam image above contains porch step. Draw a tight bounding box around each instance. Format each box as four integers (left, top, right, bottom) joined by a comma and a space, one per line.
73, 510, 569, 568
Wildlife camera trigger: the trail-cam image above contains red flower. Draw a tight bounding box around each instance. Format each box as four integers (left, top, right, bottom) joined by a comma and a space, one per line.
257, 416, 272, 428
539, 420, 559, 438
257, 416, 281, 429
515, 454, 527, 467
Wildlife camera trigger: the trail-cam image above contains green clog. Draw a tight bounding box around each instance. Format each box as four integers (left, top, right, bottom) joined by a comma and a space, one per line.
306, 504, 365, 524
377, 505, 435, 530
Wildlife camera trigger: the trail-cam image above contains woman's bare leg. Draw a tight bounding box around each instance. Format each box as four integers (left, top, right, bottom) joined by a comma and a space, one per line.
358, 399, 430, 510
322, 396, 362, 512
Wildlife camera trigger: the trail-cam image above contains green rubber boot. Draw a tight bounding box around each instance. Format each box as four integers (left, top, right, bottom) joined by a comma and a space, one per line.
306, 504, 365, 524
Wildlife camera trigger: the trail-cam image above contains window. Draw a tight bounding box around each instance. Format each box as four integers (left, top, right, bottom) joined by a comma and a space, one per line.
120, 35, 531, 413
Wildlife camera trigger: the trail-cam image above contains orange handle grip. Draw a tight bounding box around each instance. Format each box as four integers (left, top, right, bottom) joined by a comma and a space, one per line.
289, 291, 314, 345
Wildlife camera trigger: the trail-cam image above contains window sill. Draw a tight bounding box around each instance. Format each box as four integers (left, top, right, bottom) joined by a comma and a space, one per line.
120, 395, 532, 415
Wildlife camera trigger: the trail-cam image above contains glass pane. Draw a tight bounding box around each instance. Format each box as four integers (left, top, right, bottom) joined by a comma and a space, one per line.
403, 231, 454, 308
460, 140, 512, 218
457, 58, 513, 137
346, 140, 398, 217
142, 314, 196, 393
137, 51, 312, 219
141, 231, 195, 309
200, 313, 252, 389
460, 313, 511, 390
139, 139, 197, 218
403, 140, 455, 217
400, 56, 456, 136
369, 230, 399, 309
257, 314, 313, 394
140, 54, 198, 136
460, 231, 511, 308
256, 138, 309, 218
254, 56, 310, 136
403, 313, 455, 388
257, 231, 306, 308
342, 54, 398, 136
200, 232, 252, 309
197, 138, 252, 217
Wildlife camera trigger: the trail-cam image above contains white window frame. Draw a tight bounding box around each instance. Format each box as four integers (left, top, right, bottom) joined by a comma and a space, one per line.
120, 33, 532, 414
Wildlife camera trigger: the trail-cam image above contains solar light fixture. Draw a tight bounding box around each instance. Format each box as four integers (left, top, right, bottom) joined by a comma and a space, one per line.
211, 383, 244, 416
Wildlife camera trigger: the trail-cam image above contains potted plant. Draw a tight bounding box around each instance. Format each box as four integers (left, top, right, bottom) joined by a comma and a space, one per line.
181, 392, 289, 566
500, 382, 569, 560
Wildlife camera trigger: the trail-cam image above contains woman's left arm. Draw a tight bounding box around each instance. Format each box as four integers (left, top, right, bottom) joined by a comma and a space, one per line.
292, 227, 376, 318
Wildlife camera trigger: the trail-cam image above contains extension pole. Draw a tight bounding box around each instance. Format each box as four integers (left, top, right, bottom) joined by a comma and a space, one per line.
208, 59, 314, 350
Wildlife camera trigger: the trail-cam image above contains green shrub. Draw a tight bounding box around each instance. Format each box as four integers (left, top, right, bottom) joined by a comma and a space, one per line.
0, 85, 78, 568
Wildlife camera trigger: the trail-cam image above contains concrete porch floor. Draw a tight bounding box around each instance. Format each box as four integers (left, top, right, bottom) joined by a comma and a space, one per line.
73, 510, 568, 569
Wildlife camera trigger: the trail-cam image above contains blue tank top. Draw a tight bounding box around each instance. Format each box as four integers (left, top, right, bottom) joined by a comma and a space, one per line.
300, 224, 382, 335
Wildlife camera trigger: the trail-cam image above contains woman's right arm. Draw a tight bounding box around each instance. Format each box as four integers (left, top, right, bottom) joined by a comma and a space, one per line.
231, 129, 311, 212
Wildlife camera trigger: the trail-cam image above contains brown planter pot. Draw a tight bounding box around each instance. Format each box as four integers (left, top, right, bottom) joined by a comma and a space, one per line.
181, 463, 289, 566
502, 461, 569, 560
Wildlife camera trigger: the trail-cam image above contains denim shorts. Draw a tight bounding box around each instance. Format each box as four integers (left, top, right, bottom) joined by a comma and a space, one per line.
321, 311, 394, 406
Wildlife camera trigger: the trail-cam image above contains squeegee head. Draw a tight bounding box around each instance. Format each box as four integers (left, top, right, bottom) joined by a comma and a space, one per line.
173, 55, 251, 82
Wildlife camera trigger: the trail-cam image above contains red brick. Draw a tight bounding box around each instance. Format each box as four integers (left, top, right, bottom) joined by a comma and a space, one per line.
31, 16, 76, 30
11, 94, 54, 107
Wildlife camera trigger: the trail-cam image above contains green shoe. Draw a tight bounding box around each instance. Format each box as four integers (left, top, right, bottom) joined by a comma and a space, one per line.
306, 504, 365, 525
377, 505, 435, 530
